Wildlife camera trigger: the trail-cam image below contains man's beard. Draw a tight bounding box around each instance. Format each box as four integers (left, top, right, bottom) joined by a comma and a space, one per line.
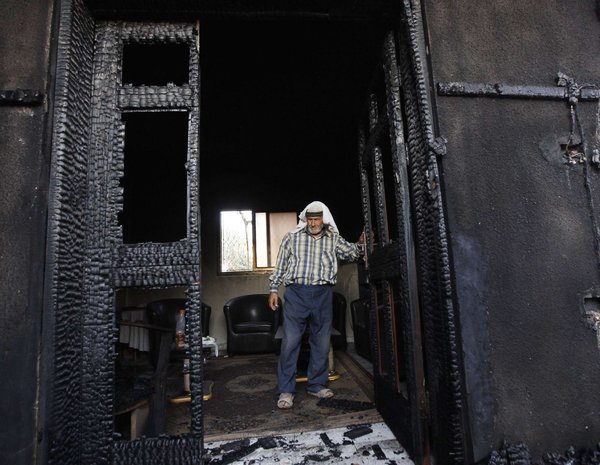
308, 224, 324, 235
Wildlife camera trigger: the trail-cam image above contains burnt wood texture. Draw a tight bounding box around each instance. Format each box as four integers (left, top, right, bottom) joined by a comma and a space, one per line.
40, 1, 600, 465
358, 1, 469, 464
47, 6, 204, 464
395, 3, 469, 462
46, 1, 95, 464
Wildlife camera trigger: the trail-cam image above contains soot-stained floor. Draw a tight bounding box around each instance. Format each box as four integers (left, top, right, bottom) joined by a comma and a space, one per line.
203, 422, 414, 465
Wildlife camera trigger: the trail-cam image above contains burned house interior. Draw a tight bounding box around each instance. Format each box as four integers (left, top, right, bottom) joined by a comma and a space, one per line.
3, 1, 600, 465
113, 17, 387, 441
86, 11, 422, 464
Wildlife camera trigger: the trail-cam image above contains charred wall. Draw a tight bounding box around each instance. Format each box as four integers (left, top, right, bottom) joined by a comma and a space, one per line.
423, 0, 600, 462
0, 1, 55, 464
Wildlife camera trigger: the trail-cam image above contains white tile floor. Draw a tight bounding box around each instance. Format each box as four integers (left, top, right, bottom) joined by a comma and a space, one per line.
204, 422, 415, 464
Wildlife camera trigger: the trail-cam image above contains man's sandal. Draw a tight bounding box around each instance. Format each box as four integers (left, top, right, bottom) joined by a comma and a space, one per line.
277, 392, 294, 409
307, 388, 334, 399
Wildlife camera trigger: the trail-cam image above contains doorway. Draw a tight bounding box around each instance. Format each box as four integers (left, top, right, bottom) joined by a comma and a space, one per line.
198, 16, 387, 439
110, 13, 392, 450
46, 2, 469, 464
195, 16, 470, 465
199, 19, 386, 245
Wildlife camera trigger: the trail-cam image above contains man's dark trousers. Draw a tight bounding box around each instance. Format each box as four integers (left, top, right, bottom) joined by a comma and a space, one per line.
277, 284, 333, 394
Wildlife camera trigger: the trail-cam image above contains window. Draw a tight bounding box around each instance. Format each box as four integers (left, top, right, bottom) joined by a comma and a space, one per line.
120, 111, 189, 244
220, 210, 297, 273
122, 43, 190, 86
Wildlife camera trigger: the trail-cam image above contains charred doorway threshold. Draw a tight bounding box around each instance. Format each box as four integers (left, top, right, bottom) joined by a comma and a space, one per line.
204, 422, 413, 465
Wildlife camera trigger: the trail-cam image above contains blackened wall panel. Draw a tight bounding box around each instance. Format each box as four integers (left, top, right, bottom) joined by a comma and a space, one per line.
0, 1, 54, 465
423, 0, 600, 461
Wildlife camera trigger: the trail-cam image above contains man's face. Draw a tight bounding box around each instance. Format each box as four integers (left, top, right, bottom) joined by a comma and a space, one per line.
307, 216, 324, 235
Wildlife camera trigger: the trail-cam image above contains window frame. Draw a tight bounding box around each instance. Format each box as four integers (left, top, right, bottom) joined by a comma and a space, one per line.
218, 210, 296, 275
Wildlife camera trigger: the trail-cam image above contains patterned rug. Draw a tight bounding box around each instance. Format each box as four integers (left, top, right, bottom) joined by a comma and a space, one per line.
166, 351, 381, 442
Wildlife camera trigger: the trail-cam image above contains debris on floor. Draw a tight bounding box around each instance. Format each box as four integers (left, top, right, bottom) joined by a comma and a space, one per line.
316, 398, 375, 411
204, 422, 414, 465
344, 425, 373, 440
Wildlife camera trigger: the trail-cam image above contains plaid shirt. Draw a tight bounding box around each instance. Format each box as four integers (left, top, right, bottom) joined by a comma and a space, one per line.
269, 226, 363, 293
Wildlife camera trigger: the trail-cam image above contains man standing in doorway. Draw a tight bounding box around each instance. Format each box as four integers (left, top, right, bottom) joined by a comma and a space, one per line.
268, 200, 365, 409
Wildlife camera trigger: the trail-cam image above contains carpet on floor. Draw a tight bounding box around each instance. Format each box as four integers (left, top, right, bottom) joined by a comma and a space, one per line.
166, 351, 380, 442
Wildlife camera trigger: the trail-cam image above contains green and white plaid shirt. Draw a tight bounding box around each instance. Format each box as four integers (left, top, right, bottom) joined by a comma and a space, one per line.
269, 226, 363, 293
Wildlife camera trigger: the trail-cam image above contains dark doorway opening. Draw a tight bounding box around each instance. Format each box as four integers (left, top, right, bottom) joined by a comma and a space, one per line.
48, 3, 426, 464
195, 19, 389, 437
100, 15, 397, 446
199, 20, 387, 234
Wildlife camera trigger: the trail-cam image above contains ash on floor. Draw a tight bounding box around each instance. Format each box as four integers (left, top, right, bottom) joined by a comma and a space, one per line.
203, 422, 414, 465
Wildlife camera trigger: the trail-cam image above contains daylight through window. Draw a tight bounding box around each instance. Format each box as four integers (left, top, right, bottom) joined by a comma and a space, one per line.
220, 210, 297, 273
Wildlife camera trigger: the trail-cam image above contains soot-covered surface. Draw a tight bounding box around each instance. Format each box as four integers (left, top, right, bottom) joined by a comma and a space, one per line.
203, 422, 414, 465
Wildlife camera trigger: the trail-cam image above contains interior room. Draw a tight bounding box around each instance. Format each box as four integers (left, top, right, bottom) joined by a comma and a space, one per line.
113, 18, 389, 442
199, 18, 385, 347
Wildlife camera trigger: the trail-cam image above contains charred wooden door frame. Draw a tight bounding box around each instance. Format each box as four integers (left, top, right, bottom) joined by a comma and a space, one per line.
359, 29, 428, 464
44, 1, 469, 465
358, 2, 471, 464
92, 21, 203, 464
46, 5, 204, 464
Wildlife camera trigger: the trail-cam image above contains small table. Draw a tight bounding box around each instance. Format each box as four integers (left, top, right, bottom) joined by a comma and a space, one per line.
169, 338, 218, 405
114, 399, 149, 440
203, 336, 219, 358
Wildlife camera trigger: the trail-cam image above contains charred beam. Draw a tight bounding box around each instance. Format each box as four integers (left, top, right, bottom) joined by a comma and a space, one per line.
85, 0, 399, 21
437, 82, 600, 101
366, 243, 403, 281
360, 116, 388, 167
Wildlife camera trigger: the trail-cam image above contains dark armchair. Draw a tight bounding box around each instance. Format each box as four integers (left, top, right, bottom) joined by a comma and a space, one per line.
223, 294, 281, 355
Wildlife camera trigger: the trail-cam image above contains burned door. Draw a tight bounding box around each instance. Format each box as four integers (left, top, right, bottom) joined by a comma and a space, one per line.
359, 5, 470, 464
358, 29, 428, 463
65, 21, 202, 465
